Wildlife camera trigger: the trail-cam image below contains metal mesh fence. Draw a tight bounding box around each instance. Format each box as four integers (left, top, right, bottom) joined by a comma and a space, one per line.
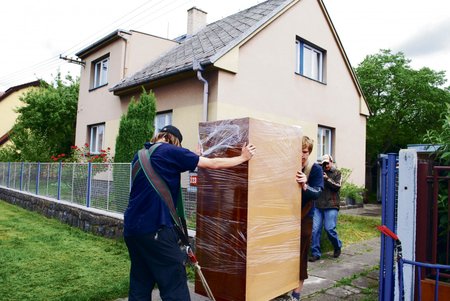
0, 161, 198, 217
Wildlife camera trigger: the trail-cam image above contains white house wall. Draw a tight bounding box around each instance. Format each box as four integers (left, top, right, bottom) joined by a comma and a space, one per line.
212, 0, 366, 184
75, 33, 177, 156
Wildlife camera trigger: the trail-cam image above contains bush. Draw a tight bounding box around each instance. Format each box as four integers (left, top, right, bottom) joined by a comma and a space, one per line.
338, 167, 365, 203
341, 182, 365, 203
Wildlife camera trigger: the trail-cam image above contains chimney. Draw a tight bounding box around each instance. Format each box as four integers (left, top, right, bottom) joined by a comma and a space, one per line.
187, 7, 207, 36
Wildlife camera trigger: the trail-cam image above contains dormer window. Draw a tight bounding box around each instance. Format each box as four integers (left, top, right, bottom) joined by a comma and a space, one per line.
92, 56, 109, 89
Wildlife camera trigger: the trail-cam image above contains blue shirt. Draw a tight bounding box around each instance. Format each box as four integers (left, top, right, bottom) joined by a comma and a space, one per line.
124, 142, 199, 236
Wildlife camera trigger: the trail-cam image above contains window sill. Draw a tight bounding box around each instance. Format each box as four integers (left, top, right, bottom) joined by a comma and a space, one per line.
89, 83, 108, 92
295, 72, 326, 85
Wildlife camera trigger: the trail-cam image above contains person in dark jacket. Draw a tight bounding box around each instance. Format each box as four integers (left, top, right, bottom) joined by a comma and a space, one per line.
290, 136, 324, 301
309, 154, 343, 262
123, 125, 256, 301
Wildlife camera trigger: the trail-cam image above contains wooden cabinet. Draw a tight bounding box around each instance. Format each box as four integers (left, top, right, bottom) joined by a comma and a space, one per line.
195, 117, 302, 301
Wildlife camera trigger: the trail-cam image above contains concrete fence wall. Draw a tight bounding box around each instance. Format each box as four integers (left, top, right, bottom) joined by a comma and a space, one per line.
0, 187, 124, 239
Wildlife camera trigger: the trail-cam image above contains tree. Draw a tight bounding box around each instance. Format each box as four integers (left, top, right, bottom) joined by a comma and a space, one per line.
355, 49, 450, 166
114, 88, 156, 163
6, 74, 79, 162
425, 103, 450, 164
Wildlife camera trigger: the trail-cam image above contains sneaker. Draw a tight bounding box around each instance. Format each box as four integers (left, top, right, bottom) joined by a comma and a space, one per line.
291, 291, 300, 300
333, 248, 341, 258
308, 255, 320, 262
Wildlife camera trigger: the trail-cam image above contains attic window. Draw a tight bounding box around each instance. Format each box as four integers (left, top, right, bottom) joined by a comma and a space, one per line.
92, 56, 109, 89
296, 39, 324, 82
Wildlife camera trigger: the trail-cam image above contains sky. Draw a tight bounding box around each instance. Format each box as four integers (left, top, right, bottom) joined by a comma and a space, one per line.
1, 0, 449, 92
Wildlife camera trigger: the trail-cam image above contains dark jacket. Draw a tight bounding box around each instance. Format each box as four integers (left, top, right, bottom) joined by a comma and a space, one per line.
315, 166, 342, 210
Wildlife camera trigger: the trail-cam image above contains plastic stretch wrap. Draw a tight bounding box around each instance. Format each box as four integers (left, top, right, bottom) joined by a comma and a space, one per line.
195, 117, 302, 301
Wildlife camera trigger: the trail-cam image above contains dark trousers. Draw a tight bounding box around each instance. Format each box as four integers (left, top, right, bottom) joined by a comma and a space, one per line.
124, 227, 191, 301
300, 216, 313, 280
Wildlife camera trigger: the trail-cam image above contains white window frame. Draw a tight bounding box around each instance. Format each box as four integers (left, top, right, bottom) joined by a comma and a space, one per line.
154, 111, 173, 133
93, 57, 109, 88
89, 124, 105, 154
296, 40, 324, 82
317, 126, 332, 160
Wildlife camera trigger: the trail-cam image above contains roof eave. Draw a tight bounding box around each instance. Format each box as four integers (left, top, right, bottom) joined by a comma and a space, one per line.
76, 29, 131, 59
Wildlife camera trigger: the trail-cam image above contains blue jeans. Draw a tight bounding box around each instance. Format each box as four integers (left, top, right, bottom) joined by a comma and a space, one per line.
311, 208, 342, 258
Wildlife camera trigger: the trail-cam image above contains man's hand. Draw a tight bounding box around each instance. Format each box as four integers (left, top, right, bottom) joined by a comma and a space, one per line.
241, 143, 256, 161
296, 171, 308, 191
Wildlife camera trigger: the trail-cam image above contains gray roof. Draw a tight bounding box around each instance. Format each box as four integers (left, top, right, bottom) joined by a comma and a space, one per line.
111, 0, 292, 92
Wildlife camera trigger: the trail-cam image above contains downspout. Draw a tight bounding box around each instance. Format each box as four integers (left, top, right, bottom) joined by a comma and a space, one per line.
193, 60, 209, 122
118, 31, 130, 78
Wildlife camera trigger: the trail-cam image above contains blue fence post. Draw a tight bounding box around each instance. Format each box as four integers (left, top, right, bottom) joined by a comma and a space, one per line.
7, 162, 11, 188
379, 153, 399, 301
86, 162, 92, 208
57, 162, 62, 200
380, 153, 398, 301
379, 155, 387, 299
19, 162, 24, 191
36, 162, 40, 195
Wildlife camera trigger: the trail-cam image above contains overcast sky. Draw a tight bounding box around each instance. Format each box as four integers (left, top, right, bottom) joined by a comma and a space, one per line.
1, 0, 449, 91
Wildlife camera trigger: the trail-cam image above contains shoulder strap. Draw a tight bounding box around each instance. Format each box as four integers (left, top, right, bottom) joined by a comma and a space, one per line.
135, 144, 190, 246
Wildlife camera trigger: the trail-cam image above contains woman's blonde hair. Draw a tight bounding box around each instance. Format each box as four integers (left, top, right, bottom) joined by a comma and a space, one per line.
150, 132, 181, 147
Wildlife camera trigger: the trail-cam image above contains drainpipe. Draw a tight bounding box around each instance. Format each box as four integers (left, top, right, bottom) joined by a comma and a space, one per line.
118, 31, 130, 78
193, 60, 209, 122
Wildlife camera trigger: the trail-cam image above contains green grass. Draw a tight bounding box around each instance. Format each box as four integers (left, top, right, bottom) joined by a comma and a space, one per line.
319, 213, 381, 254
0, 200, 130, 301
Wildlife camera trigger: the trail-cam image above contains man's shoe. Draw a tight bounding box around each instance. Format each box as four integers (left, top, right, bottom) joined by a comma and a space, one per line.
291, 291, 300, 300
333, 248, 341, 258
308, 255, 320, 262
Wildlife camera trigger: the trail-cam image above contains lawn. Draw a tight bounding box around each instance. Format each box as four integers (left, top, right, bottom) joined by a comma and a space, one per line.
0, 200, 380, 300
0, 200, 130, 301
319, 212, 381, 254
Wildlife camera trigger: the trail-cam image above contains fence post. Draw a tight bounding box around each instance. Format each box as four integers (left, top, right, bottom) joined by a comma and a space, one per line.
36, 162, 40, 195
19, 162, 24, 191
396, 149, 418, 300
7, 162, 11, 188
379, 153, 398, 301
57, 162, 62, 200
86, 162, 92, 208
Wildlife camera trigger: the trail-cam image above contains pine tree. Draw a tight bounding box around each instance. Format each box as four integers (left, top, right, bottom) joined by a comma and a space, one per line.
114, 88, 157, 163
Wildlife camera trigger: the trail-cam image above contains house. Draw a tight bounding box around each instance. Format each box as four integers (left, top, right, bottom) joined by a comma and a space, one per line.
75, 0, 369, 185
0, 80, 41, 147
74, 30, 178, 155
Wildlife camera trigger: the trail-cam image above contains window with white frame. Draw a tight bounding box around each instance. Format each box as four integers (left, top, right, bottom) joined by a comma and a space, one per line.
296, 39, 324, 82
317, 126, 332, 160
89, 123, 105, 154
93, 57, 109, 88
154, 111, 173, 133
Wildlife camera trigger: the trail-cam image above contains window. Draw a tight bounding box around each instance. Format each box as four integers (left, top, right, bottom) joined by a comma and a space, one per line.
154, 111, 173, 133
317, 127, 332, 160
89, 124, 105, 154
296, 39, 324, 82
93, 57, 109, 88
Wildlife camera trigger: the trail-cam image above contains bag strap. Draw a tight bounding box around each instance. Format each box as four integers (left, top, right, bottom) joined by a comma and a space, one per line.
134, 143, 190, 246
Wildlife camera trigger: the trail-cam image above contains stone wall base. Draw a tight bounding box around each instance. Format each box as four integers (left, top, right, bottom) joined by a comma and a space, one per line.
0, 187, 124, 239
